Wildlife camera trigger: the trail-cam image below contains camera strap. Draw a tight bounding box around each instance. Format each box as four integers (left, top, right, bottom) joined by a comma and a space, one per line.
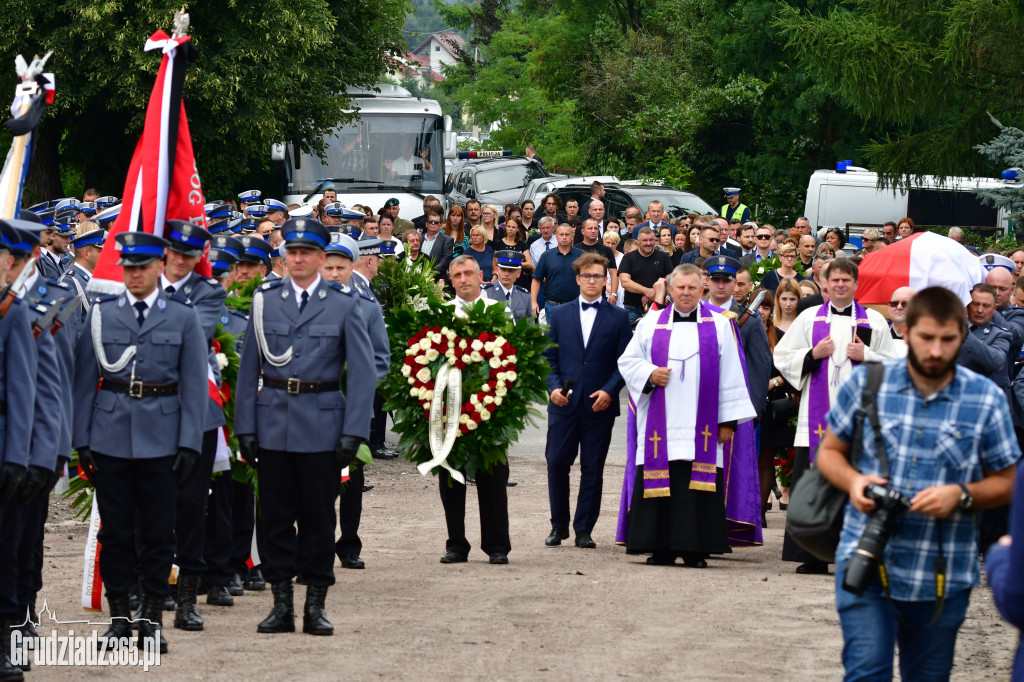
862, 362, 947, 629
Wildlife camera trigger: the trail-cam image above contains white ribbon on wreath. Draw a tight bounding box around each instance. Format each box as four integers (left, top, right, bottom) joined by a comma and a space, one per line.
419, 363, 466, 484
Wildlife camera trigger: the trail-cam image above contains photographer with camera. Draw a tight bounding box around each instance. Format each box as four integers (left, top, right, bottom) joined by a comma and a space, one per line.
815, 286, 1019, 681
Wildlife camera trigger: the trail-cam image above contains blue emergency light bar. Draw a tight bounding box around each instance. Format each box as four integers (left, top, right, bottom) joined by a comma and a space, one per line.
457, 151, 513, 159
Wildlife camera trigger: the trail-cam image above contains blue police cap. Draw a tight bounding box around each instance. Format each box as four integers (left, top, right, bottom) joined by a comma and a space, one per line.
326, 232, 358, 261
495, 249, 524, 269
55, 198, 80, 216
356, 236, 384, 257
115, 231, 169, 265
208, 218, 233, 235
206, 203, 235, 221
245, 204, 268, 219
233, 218, 259, 234
264, 199, 289, 214
979, 253, 1015, 273
34, 208, 56, 226
705, 255, 741, 279
281, 218, 329, 250
210, 235, 245, 273
17, 210, 41, 224
95, 196, 120, 209
71, 229, 105, 249
237, 189, 262, 205
0, 219, 45, 257
165, 219, 213, 256
723, 187, 741, 197
95, 204, 120, 225
78, 201, 98, 217
237, 235, 274, 266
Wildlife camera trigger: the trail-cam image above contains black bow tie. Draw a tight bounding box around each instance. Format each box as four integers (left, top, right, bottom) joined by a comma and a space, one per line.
581, 300, 601, 311
674, 310, 697, 323
831, 306, 852, 316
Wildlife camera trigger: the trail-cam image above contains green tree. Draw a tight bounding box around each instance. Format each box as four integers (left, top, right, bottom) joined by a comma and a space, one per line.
0, 0, 409, 201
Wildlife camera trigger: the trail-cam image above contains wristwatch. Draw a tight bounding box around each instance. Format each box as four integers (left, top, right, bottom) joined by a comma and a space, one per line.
956, 482, 973, 510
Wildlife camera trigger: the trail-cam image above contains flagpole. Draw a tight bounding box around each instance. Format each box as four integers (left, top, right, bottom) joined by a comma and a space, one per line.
2, 96, 31, 219
0, 52, 52, 220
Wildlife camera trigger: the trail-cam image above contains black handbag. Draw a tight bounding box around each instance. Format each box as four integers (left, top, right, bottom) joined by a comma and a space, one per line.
786, 362, 887, 562
767, 395, 798, 422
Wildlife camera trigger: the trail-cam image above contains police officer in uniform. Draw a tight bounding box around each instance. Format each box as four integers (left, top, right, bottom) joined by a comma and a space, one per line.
720, 187, 751, 224
72, 231, 208, 654
156, 220, 228, 630
482, 250, 532, 323
321, 233, 390, 570
59, 228, 105, 340
235, 218, 375, 636
234, 236, 274, 286
0, 222, 40, 680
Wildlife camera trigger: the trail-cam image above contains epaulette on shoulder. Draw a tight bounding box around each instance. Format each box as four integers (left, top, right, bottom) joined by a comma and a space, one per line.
168, 293, 194, 308
96, 294, 119, 304
514, 285, 528, 293
45, 278, 70, 290
204, 277, 219, 286
259, 279, 284, 291
719, 309, 738, 320
328, 280, 353, 296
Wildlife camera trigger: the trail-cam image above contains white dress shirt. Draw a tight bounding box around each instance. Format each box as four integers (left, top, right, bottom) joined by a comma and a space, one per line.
579, 296, 600, 348
125, 286, 161, 322
291, 274, 322, 309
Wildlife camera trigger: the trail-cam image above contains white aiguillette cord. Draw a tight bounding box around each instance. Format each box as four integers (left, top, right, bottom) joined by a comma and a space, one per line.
419, 363, 465, 484
252, 289, 292, 367
90, 302, 136, 373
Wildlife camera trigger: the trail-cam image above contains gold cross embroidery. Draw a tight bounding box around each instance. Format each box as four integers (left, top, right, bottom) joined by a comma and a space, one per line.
814, 423, 827, 440
649, 431, 662, 459
701, 425, 713, 452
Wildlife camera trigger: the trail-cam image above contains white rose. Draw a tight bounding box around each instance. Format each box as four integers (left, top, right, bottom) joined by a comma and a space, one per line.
495, 387, 507, 397
216, 353, 228, 370
448, 356, 457, 366
416, 355, 429, 365
401, 365, 411, 377
407, 377, 416, 385
444, 328, 455, 340
416, 367, 432, 382
471, 339, 484, 351
431, 332, 442, 343
405, 348, 416, 356
480, 410, 491, 421
469, 394, 479, 404
425, 348, 439, 361
459, 414, 470, 424
493, 347, 503, 357
506, 371, 518, 381
459, 340, 468, 350
488, 356, 502, 368
494, 336, 506, 346
409, 387, 420, 397
481, 383, 491, 393
507, 355, 517, 364
422, 390, 433, 402
419, 338, 431, 351
445, 349, 455, 358
494, 396, 503, 406
497, 372, 506, 382
467, 420, 478, 430
496, 380, 506, 389
483, 395, 494, 404
484, 342, 495, 353
470, 351, 483, 363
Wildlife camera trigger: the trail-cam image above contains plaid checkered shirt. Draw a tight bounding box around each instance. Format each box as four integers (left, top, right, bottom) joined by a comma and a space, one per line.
828, 359, 1021, 601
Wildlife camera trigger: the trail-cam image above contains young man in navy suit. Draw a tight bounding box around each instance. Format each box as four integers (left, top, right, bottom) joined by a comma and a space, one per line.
543, 252, 632, 548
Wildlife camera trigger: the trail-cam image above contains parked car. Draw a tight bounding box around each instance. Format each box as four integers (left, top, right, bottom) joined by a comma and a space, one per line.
444, 155, 551, 214
537, 182, 718, 221
516, 175, 617, 209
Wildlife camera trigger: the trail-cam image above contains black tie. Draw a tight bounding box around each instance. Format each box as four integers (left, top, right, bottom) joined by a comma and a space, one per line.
505, 289, 511, 301
831, 306, 852, 316
165, 285, 175, 295
299, 290, 309, 313
581, 300, 601, 311
134, 301, 147, 326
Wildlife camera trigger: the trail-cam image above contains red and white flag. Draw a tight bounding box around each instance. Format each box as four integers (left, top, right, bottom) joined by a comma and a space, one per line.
92, 29, 209, 292
857, 231, 985, 304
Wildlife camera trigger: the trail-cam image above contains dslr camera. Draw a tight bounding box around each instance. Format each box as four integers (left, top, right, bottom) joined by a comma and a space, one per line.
842, 483, 912, 595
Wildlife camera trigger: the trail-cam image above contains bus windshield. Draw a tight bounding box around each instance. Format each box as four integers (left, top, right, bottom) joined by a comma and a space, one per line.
288, 114, 445, 194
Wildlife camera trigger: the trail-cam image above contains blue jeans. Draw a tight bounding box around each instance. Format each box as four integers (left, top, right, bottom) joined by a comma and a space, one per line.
835, 559, 970, 681
624, 304, 645, 327
544, 301, 567, 321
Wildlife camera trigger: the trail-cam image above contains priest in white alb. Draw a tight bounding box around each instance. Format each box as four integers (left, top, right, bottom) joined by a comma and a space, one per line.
617, 264, 756, 568
773, 257, 899, 574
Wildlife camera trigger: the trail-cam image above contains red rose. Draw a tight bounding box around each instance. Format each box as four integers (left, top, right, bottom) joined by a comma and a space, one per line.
503, 343, 514, 354
486, 403, 497, 413
455, 360, 466, 370
471, 412, 482, 422
460, 424, 470, 434
432, 325, 441, 333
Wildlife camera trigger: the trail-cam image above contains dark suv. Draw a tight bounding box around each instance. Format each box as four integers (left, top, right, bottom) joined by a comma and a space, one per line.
444, 156, 550, 213
527, 182, 717, 221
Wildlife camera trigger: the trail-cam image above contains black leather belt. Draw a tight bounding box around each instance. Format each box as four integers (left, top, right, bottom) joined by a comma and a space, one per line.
101, 379, 180, 399
261, 375, 339, 395
546, 299, 569, 305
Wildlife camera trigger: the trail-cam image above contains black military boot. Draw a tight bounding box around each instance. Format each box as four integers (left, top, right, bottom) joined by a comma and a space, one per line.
19, 601, 38, 648
98, 594, 134, 649
257, 580, 294, 634
173, 575, 204, 631
0, 618, 26, 679
243, 567, 266, 591
137, 594, 167, 654
228, 573, 244, 597
302, 585, 333, 636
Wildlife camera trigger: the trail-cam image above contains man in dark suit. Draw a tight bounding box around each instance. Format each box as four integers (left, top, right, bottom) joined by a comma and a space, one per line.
543, 252, 632, 549
419, 207, 454, 282
796, 257, 832, 314
411, 195, 441, 234
679, 224, 728, 265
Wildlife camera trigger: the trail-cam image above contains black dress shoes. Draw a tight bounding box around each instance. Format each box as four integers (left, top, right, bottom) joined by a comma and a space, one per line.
372, 446, 399, 460
207, 585, 234, 606
682, 552, 708, 568
488, 552, 509, 565
439, 551, 468, 564
506, 481, 517, 487
645, 554, 675, 566
545, 527, 569, 547
362, 484, 374, 492
574, 533, 596, 549
243, 568, 266, 591
795, 561, 829, 575
340, 554, 365, 569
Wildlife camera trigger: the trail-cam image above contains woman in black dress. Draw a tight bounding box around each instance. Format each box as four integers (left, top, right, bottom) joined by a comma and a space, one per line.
492, 218, 532, 288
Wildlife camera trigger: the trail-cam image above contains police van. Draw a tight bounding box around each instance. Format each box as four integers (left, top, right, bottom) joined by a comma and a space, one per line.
271, 84, 458, 221
803, 164, 1014, 246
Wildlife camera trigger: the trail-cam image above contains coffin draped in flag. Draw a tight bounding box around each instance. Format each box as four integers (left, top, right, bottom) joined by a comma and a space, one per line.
857, 231, 985, 305
91, 26, 209, 293
0, 53, 55, 219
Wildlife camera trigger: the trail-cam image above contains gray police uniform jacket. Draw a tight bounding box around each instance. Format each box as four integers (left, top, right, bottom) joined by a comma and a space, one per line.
0, 298, 37, 468
958, 321, 1011, 388
23, 274, 77, 465
219, 307, 248, 352
234, 277, 375, 452
58, 264, 94, 342
718, 298, 772, 421
36, 252, 62, 280
350, 272, 390, 380
482, 282, 531, 323
167, 272, 228, 432
72, 290, 208, 459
